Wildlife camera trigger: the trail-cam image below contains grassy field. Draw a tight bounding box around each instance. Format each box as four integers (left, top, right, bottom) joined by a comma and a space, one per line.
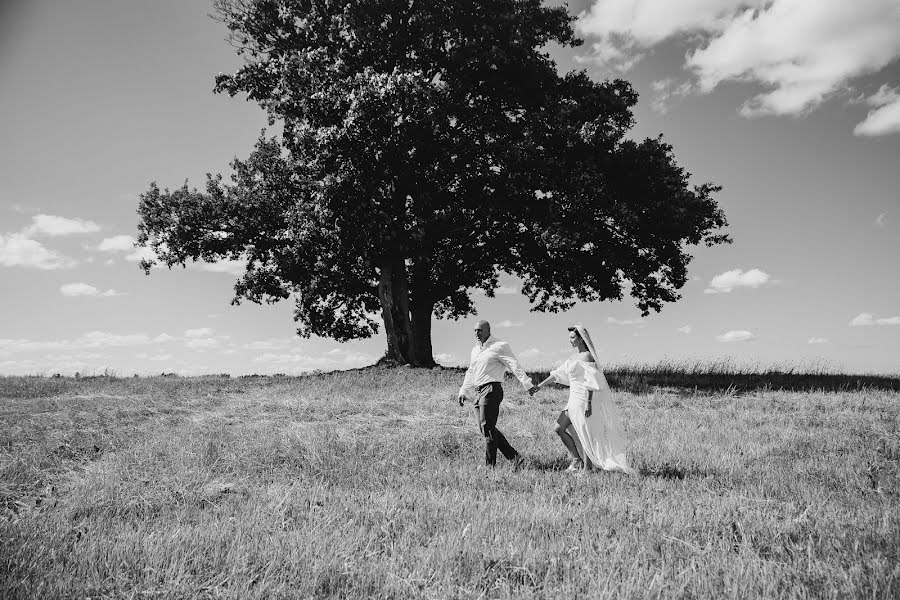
1, 367, 898, 599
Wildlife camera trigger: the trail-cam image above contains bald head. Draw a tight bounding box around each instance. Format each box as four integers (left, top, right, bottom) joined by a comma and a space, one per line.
474, 320, 491, 344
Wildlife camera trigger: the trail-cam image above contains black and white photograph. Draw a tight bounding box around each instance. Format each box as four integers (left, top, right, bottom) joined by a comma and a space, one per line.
1, 0, 898, 597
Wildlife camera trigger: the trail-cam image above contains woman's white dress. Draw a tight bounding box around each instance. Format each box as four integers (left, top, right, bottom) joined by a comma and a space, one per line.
550, 357, 636, 475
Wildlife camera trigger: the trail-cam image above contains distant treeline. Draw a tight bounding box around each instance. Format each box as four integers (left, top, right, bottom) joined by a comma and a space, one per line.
3, 361, 898, 398
525, 362, 900, 395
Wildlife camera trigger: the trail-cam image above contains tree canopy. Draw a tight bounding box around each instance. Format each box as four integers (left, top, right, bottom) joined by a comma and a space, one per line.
136, 0, 730, 366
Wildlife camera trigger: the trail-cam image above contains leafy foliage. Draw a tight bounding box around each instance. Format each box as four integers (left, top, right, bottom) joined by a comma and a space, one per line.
137, 0, 730, 363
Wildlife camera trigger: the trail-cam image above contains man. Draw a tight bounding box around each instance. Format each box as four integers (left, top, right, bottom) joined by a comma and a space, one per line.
458, 320, 538, 468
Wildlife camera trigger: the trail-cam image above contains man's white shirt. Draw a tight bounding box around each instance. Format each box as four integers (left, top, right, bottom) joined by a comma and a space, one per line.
458, 335, 534, 400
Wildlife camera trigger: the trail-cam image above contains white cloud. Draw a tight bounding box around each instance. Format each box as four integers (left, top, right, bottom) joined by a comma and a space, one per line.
322, 347, 377, 364
494, 285, 520, 295
0, 232, 76, 269
136, 353, 172, 361
495, 320, 524, 328
152, 333, 176, 344
678, 325, 692, 334
60, 283, 123, 297
125, 246, 158, 264
61, 283, 98, 296
715, 330, 756, 342
185, 338, 221, 349
518, 347, 542, 358
875, 213, 888, 227
434, 353, 456, 364
808, 337, 829, 344
649, 78, 696, 113
25, 214, 101, 237
850, 312, 900, 326
0, 331, 180, 353
96, 234, 136, 252
196, 258, 247, 275
577, 0, 900, 123
79, 331, 154, 347
607, 316, 644, 326
705, 268, 770, 293
577, 0, 767, 48
185, 328, 215, 338
240, 338, 297, 351
251, 350, 375, 371
854, 85, 900, 137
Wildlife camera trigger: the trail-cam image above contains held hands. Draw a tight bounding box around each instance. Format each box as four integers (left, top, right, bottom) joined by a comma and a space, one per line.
528, 385, 540, 396
457, 395, 466, 407
585, 403, 592, 417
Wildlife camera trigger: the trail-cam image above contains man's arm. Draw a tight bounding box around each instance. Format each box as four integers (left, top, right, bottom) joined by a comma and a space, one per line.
497, 342, 535, 391
458, 348, 476, 403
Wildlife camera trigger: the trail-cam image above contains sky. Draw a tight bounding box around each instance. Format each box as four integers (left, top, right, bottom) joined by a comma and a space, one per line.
1, 0, 898, 377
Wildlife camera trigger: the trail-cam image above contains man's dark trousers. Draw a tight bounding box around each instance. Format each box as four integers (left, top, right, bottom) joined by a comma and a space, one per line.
473, 382, 517, 466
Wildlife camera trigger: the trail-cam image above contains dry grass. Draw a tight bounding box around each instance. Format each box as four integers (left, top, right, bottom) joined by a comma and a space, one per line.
1, 368, 898, 599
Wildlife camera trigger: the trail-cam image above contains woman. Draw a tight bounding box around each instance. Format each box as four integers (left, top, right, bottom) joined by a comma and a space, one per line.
532, 325, 636, 475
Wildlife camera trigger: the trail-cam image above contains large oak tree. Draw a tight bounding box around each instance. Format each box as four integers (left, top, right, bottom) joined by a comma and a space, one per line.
137, 0, 730, 367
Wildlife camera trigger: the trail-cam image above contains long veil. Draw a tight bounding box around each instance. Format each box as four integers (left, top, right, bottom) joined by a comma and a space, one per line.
567, 322, 636, 475
572, 324, 599, 363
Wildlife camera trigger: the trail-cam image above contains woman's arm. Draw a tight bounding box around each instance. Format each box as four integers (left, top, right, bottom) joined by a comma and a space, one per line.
536, 374, 555, 388
530, 373, 559, 395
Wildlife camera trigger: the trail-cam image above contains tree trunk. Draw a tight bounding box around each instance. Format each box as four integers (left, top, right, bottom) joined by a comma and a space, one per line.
376, 256, 435, 367
409, 299, 436, 367
409, 258, 436, 367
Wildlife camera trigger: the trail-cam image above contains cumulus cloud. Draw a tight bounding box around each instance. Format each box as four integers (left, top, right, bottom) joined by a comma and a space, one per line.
125, 249, 247, 275
715, 330, 756, 342
518, 347, 542, 358
0, 331, 175, 358
185, 338, 221, 349
434, 353, 456, 364
25, 214, 101, 237
473, 284, 520, 296
577, 0, 900, 127
184, 328, 215, 338
850, 312, 900, 326
96, 234, 136, 252
649, 78, 696, 113
60, 283, 123, 297
0, 214, 109, 269
875, 213, 888, 227
705, 268, 770, 293
854, 85, 900, 137
495, 320, 524, 328
124, 246, 158, 264
678, 325, 692, 334
252, 349, 376, 371
183, 328, 230, 350
0, 233, 76, 269
494, 285, 520, 295
136, 353, 172, 361
240, 338, 298, 351
197, 258, 247, 276
808, 337, 829, 344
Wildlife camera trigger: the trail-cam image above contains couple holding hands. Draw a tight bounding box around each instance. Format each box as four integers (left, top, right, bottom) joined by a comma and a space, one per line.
457, 320, 636, 475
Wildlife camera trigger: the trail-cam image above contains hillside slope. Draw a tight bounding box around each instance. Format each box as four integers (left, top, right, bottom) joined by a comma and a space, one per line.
1, 370, 898, 598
